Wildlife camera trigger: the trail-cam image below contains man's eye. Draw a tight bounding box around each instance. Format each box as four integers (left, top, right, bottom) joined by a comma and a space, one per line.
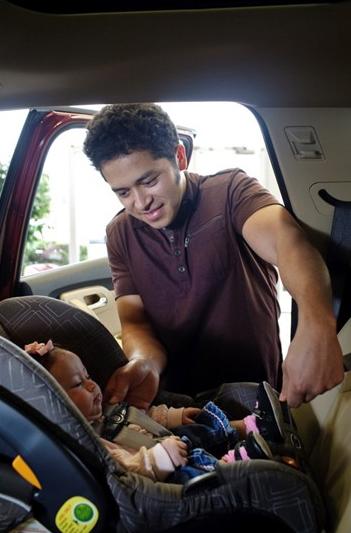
144, 177, 157, 187
117, 190, 129, 198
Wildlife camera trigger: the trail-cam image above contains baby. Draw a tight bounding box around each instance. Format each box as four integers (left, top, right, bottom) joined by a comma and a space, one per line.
24, 340, 298, 483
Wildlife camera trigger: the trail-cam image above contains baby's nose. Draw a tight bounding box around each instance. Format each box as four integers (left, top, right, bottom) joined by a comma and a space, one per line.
85, 379, 96, 392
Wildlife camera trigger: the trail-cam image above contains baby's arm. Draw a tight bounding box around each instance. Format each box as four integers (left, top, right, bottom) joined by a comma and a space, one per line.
100, 437, 157, 480
149, 436, 188, 480
100, 435, 188, 482
148, 404, 201, 428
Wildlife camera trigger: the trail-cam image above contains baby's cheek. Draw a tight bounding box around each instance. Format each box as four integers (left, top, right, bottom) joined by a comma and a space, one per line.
68, 390, 86, 412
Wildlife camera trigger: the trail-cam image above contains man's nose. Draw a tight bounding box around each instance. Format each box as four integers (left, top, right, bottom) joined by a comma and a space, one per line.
133, 188, 151, 211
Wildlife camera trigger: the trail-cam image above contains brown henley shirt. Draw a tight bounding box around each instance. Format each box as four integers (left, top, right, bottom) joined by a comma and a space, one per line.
106, 169, 283, 395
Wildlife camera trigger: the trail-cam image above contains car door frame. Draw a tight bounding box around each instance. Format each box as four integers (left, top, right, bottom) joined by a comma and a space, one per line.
0, 108, 195, 301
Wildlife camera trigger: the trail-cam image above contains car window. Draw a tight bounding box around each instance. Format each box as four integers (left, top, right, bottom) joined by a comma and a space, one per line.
21, 126, 122, 276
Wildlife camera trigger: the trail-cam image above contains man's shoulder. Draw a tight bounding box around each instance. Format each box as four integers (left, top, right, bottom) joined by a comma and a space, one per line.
106, 208, 128, 237
189, 168, 247, 188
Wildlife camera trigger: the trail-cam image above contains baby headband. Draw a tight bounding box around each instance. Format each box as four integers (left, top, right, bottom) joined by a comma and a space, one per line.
24, 339, 54, 356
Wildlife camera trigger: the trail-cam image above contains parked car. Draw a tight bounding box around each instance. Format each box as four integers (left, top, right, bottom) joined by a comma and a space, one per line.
0, 1, 351, 532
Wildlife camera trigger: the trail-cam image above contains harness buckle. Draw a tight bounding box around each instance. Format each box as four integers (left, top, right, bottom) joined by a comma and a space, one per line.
101, 402, 129, 441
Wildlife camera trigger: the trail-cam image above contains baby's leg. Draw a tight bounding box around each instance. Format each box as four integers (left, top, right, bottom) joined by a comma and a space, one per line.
173, 401, 239, 457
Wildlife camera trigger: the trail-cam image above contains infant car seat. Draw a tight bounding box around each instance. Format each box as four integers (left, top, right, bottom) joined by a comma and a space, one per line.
0, 295, 325, 533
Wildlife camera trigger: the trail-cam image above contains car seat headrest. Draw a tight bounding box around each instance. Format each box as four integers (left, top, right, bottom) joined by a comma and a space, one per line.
0, 295, 127, 389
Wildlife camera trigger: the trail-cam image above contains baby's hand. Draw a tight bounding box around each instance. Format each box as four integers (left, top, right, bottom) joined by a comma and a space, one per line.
182, 407, 201, 424
161, 436, 188, 467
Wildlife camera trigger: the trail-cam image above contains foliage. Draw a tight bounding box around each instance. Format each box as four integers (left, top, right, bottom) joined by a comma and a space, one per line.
1, 163, 88, 271
0, 163, 51, 250
22, 173, 52, 268
25, 242, 87, 266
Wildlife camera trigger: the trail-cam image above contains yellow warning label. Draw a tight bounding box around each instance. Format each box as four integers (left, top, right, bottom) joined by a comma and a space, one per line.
55, 496, 99, 532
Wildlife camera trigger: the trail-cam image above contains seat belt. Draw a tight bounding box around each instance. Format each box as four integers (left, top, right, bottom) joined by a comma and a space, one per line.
319, 189, 351, 331
99, 403, 172, 450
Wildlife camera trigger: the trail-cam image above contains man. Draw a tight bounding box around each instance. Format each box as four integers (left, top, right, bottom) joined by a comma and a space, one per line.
83, 103, 344, 410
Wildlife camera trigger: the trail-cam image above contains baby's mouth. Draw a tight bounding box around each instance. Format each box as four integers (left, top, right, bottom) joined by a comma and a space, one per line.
94, 392, 102, 404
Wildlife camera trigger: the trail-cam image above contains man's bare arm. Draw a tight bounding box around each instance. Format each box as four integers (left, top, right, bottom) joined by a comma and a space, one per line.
118, 294, 167, 373
104, 294, 167, 409
242, 204, 344, 407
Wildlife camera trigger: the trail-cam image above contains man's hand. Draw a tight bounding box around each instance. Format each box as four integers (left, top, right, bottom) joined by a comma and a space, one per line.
243, 205, 345, 408
279, 320, 344, 407
182, 407, 201, 424
104, 358, 160, 410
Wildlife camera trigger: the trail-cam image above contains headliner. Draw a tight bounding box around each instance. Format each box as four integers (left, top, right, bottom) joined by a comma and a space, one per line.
0, 0, 350, 109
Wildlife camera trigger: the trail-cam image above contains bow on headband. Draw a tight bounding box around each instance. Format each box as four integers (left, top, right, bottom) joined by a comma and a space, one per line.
24, 340, 54, 356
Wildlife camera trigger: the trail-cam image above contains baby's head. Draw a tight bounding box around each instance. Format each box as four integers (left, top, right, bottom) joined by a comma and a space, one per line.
24, 340, 103, 422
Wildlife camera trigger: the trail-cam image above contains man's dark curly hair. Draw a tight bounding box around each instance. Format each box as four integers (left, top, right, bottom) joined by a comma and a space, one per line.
83, 103, 179, 171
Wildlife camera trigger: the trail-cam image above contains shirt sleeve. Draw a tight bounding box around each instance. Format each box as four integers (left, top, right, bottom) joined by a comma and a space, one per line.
228, 170, 282, 234
100, 437, 174, 481
147, 404, 184, 428
106, 216, 138, 298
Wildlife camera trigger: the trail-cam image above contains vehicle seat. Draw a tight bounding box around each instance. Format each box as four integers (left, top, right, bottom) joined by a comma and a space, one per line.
292, 360, 351, 533
0, 296, 325, 532
0, 294, 127, 392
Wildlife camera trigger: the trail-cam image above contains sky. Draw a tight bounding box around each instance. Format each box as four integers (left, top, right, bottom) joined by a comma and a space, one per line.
0, 102, 266, 168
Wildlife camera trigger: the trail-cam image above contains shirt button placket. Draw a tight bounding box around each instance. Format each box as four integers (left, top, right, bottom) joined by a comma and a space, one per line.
165, 229, 188, 278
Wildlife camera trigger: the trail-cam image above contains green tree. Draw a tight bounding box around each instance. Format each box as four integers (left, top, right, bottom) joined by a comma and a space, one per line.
23, 173, 51, 267
0, 164, 87, 270
0, 163, 52, 269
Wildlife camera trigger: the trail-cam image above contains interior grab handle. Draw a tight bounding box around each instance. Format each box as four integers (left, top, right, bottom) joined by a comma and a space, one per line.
84, 294, 108, 310
318, 189, 351, 207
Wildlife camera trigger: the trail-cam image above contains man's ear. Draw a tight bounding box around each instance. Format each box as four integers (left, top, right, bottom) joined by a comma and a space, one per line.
175, 144, 188, 171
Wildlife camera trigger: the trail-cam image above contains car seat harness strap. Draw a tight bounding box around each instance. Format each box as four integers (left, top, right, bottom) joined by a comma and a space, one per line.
100, 402, 172, 449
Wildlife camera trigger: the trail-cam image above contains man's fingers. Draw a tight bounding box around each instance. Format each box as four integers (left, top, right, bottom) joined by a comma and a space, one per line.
104, 373, 129, 404
103, 359, 160, 408
281, 382, 304, 408
279, 390, 287, 402
279, 379, 288, 402
124, 392, 151, 410
279, 376, 300, 407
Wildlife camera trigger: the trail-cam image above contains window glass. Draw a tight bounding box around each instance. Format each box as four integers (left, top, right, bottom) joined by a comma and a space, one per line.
22, 127, 122, 275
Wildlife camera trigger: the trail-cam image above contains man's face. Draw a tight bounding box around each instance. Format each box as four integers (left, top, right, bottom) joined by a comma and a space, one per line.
101, 146, 187, 229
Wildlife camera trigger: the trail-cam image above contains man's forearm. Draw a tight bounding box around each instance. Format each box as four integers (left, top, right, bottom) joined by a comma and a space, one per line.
243, 205, 343, 405
276, 223, 335, 326
122, 323, 167, 375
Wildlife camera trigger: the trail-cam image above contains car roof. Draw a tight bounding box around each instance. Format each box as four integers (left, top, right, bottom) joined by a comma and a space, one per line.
0, 0, 350, 109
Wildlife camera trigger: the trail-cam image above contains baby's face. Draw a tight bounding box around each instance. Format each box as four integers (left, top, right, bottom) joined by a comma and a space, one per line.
50, 349, 103, 421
